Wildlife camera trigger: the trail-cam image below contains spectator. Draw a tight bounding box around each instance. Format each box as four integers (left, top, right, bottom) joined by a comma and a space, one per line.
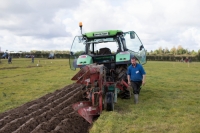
8, 55, 12, 64
32, 55, 34, 63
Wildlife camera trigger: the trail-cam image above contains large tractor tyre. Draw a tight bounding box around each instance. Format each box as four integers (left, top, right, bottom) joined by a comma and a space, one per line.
116, 66, 131, 99
105, 92, 114, 111
116, 66, 127, 81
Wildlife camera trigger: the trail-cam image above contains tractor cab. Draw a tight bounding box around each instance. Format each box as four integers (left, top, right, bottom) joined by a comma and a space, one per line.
69, 29, 146, 70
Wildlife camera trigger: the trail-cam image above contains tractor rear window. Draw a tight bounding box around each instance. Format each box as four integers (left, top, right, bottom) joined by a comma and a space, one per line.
87, 38, 119, 54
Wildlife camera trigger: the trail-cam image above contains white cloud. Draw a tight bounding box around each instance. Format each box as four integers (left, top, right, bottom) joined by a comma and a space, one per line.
0, 0, 200, 52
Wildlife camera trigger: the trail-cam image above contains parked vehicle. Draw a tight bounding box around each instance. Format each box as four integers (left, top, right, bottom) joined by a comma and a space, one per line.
25, 55, 32, 58
1, 52, 8, 59
48, 53, 55, 59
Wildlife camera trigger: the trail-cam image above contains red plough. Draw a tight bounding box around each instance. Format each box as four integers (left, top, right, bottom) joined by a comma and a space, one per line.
71, 64, 128, 123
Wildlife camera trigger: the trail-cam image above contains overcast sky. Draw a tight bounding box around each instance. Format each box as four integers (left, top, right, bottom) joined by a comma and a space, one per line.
0, 0, 200, 52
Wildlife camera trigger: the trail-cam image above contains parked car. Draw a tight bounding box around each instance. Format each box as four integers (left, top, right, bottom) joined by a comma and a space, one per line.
25, 55, 32, 58
48, 53, 55, 59
1, 52, 8, 59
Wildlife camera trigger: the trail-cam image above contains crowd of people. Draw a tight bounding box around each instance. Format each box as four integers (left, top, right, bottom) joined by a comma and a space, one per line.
2, 55, 35, 64
180, 58, 192, 63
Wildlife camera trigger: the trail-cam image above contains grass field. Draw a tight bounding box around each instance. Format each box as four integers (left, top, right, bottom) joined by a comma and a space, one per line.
0, 58, 200, 133
0, 58, 76, 113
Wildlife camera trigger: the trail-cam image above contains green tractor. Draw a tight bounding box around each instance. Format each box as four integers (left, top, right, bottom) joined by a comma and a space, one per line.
69, 23, 146, 123
69, 24, 146, 95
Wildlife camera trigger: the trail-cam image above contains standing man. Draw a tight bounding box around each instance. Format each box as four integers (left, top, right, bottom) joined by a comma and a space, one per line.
8, 55, 12, 64
31, 55, 34, 63
127, 56, 146, 104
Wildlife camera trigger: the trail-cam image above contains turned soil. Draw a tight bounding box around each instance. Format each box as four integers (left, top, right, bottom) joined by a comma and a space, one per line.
0, 83, 91, 133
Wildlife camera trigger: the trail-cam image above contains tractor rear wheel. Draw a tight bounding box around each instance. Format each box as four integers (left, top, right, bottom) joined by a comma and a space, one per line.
105, 92, 114, 111
116, 65, 131, 99
116, 65, 127, 81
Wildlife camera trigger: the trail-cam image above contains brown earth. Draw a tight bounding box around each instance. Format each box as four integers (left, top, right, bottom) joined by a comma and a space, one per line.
0, 67, 19, 70
0, 83, 91, 133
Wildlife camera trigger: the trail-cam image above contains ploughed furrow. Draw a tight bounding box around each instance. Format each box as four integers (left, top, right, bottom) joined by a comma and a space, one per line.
0, 84, 74, 123
52, 112, 89, 133
0, 83, 80, 129
0, 83, 76, 120
29, 106, 73, 133
11, 90, 82, 133
0, 83, 90, 133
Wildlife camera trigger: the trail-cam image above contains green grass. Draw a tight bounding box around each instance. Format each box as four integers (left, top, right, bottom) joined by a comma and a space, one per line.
90, 61, 200, 133
1, 59, 200, 132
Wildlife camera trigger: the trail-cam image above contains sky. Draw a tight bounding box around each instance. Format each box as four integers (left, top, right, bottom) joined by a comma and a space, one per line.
0, 0, 200, 52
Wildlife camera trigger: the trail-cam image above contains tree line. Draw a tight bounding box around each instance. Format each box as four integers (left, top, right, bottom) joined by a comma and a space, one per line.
1, 46, 200, 61
147, 45, 200, 56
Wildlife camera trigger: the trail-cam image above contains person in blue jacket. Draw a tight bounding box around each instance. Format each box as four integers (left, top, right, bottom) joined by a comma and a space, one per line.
127, 56, 146, 104
8, 55, 12, 64
31, 55, 34, 63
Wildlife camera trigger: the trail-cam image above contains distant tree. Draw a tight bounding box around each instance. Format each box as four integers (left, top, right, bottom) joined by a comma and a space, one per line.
191, 50, 197, 55
75, 51, 85, 56
170, 46, 177, 55
177, 45, 184, 55
198, 49, 200, 54
164, 47, 170, 54
185, 49, 189, 55
150, 50, 153, 55
182, 49, 187, 54
149, 47, 200, 57
35, 51, 41, 54
153, 50, 159, 54
158, 47, 163, 54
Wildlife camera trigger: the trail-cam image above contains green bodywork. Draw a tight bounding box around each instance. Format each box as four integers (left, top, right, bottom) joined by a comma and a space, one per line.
76, 55, 93, 66
84, 30, 123, 38
116, 52, 130, 62
93, 56, 114, 63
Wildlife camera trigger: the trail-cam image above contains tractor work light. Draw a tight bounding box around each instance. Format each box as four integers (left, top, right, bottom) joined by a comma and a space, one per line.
79, 22, 83, 27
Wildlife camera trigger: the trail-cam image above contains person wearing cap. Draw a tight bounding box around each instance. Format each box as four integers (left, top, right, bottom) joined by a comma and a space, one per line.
127, 56, 146, 104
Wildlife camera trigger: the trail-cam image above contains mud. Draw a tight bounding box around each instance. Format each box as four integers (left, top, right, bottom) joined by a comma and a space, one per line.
0, 67, 19, 70
0, 83, 91, 133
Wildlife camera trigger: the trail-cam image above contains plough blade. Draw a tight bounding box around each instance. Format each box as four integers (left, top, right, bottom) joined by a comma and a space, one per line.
77, 106, 100, 124
72, 101, 100, 123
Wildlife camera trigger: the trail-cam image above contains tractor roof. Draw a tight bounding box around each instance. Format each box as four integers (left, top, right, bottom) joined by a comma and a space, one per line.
83, 30, 123, 38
